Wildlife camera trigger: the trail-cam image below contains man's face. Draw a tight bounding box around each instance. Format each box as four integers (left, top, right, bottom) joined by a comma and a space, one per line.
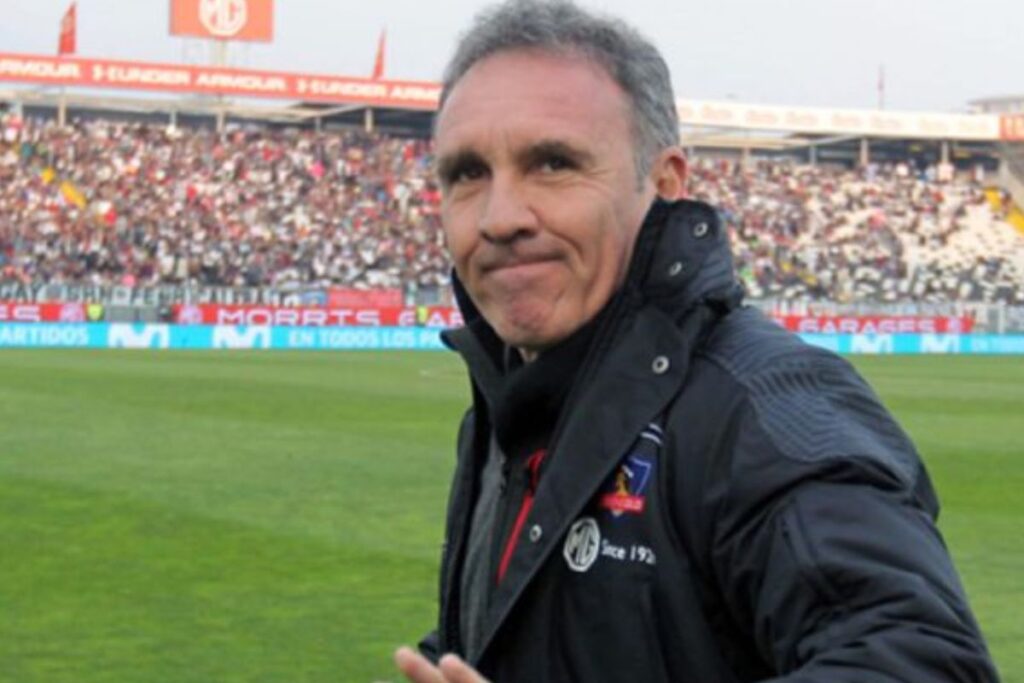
434, 49, 658, 355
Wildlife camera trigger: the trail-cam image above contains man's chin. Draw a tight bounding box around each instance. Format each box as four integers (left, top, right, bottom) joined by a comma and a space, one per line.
489, 319, 562, 357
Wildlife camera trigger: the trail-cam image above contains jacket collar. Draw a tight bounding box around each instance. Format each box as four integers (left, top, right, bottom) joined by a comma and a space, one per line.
637, 198, 744, 318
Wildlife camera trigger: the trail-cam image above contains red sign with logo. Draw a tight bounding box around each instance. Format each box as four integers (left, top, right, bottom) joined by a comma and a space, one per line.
172, 304, 463, 328
772, 315, 974, 334
170, 0, 274, 42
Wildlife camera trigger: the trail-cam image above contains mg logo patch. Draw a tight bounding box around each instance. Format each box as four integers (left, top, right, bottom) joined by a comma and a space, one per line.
563, 517, 600, 573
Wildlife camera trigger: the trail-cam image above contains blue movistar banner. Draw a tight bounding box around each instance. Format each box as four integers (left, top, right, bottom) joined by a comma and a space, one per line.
0, 323, 447, 350
1, 324, 1023, 354
799, 333, 1024, 355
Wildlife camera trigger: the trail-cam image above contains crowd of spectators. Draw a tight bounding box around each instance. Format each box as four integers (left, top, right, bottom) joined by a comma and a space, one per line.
0, 115, 447, 293
2, 113, 1023, 304
688, 158, 1024, 304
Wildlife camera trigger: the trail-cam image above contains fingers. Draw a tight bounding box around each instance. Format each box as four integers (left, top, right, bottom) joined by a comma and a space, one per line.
393, 647, 490, 683
438, 654, 489, 683
394, 646, 447, 683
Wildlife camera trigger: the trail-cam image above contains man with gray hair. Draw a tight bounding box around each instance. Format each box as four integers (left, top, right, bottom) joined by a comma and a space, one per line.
394, 1, 997, 681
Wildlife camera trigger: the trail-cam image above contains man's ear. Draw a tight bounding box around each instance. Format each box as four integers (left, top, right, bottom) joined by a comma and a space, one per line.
652, 147, 688, 200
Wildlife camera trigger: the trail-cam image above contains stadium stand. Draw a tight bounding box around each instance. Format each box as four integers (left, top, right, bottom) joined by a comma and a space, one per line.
2, 112, 1023, 304
0, 115, 448, 291
690, 158, 1024, 303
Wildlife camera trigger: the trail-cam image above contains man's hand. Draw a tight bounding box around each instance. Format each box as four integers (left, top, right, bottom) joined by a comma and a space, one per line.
394, 646, 490, 683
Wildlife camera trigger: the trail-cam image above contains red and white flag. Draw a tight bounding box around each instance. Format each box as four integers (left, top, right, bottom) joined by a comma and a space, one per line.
371, 29, 386, 80
58, 2, 76, 56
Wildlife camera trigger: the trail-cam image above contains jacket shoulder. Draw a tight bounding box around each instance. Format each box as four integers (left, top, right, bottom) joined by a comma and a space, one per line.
696, 307, 924, 492
699, 305, 817, 377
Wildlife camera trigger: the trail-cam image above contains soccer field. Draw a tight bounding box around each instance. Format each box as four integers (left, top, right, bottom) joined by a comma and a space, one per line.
0, 350, 1021, 682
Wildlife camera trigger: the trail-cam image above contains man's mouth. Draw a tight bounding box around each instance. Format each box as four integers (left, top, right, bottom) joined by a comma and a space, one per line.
480, 252, 561, 274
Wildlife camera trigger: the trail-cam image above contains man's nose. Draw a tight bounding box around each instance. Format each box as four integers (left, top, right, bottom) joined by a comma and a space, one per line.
478, 176, 536, 244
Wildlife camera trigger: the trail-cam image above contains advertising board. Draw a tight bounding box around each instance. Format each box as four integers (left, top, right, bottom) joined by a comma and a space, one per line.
2, 324, 1023, 354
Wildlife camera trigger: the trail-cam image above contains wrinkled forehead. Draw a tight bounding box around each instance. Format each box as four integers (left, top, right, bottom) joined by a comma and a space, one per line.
436, 48, 625, 121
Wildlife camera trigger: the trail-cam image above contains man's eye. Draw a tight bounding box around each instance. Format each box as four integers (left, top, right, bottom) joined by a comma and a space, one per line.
448, 163, 487, 185
537, 155, 574, 173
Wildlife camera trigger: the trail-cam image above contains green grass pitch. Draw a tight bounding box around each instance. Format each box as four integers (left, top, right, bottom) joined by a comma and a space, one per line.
0, 350, 1021, 682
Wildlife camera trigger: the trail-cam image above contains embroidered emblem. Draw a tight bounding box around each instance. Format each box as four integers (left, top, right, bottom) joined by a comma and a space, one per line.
599, 454, 653, 517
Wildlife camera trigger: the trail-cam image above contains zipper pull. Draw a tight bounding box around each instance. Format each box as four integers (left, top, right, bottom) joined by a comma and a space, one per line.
526, 449, 547, 493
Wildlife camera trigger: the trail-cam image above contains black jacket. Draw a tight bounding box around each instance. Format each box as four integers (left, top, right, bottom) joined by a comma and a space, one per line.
423, 199, 998, 682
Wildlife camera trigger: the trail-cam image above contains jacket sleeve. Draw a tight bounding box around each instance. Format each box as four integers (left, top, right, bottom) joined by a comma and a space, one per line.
418, 630, 441, 663
710, 353, 999, 682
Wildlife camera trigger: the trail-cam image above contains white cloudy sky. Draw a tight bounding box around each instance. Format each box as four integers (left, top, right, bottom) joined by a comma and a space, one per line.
1, 0, 1021, 112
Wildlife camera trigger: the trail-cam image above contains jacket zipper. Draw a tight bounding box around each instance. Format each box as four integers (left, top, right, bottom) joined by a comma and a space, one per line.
497, 448, 546, 584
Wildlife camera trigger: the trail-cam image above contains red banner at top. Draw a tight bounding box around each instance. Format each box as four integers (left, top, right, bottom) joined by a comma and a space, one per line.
58, 3, 76, 56
371, 29, 387, 80
0, 52, 441, 110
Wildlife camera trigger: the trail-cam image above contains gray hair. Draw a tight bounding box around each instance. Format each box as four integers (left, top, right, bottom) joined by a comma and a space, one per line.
438, 0, 680, 184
